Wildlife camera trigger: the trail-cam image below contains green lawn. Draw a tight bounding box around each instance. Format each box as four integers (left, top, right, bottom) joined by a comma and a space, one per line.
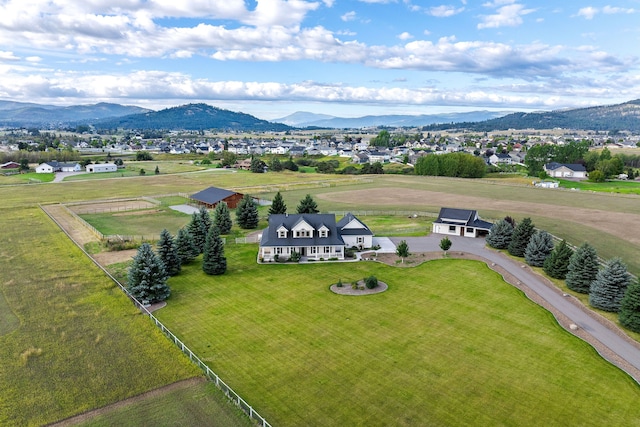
557, 178, 640, 195
154, 244, 640, 426
0, 172, 54, 184
347, 215, 433, 237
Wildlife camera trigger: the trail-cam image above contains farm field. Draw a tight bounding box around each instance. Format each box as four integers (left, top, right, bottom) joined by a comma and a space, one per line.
2, 167, 640, 425
153, 244, 640, 426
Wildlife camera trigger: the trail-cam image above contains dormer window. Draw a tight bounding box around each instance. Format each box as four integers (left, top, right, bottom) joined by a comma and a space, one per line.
318, 225, 329, 238
319, 229, 328, 237
276, 225, 288, 238
295, 230, 311, 238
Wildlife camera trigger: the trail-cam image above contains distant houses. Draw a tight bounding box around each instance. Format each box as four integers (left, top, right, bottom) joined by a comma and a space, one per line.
35, 161, 82, 173
543, 162, 587, 179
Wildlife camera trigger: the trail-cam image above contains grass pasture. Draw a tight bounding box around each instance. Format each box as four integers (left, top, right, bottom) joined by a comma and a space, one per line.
557, 178, 640, 195
155, 244, 640, 426
80, 206, 191, 237
0, 207, 203, 426
0, 172, 55, 185
74, 380, 253, 427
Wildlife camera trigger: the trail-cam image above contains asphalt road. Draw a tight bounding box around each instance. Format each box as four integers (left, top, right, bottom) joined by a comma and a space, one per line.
390, 234, 640, 382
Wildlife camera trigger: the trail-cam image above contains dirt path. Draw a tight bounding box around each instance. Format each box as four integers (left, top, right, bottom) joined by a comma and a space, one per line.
41, 204, 101, 247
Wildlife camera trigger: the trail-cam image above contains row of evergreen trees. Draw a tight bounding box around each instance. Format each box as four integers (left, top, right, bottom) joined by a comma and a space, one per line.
127, 200, 255, 304
486, 217, 639, 332
268, 192, 319, 215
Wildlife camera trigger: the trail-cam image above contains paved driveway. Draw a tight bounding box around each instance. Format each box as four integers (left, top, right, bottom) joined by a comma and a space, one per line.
390, 234, 640, 382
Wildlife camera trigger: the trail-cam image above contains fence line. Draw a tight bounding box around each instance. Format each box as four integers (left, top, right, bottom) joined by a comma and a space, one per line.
39, 204, 272, 427
329, 210, 439, 218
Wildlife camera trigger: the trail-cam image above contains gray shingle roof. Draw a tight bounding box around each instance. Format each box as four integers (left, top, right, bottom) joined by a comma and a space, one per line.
190, 187, 239, 205
260, 214, 345, 247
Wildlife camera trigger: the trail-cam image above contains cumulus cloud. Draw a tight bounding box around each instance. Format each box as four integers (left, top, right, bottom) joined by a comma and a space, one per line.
0, 51, 20, 61
397, 32, 413, 40
341, 11, 357, 21
577, 6, 636, 19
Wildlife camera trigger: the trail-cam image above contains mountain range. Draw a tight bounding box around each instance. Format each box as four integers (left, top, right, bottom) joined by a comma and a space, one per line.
0, 99, 639, 132
272, 110, 511, 128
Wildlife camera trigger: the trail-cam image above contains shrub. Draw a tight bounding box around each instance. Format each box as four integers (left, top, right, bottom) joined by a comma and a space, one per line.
337, 279, 343, 287
290, 251, 301, 262
365, 275, 378, 289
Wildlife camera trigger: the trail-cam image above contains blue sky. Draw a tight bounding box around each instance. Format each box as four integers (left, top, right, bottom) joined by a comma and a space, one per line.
0, 0, 639, 119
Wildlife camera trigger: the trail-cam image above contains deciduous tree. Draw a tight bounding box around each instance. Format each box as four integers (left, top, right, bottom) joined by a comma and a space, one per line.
440, 236, 452, 257
565, 243, 599, 294
396, 240, 409, 262
589, 258, 631, 312
127, 243, 170, 304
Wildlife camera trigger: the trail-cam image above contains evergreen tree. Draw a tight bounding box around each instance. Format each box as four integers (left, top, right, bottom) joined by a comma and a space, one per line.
236, 194, 259, 229
156, 229, 181, 276
127, 243, 170, 304
213, 202, 233, 234
202, 226, 227, 275
589, 258, 631, 312
524, 230, 554, 267
187, 211, 205, 254
269, 191, 287, 215
543, 240, 573, 279
199, 206, 212, 236
296, 194, 319, 214
507, 217, 535, 257
565, 243, 600, 294
485, 218, 514, 249
175, 227, 198, 265
250, 158, 266, 173
619, 278, 640, 333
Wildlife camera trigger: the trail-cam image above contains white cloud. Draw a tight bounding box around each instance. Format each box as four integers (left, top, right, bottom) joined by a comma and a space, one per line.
0, 51, 20, 61
478, 3, 535, 29
428, 5, 465, 17
578, 6, 637, 19
398, 32, 413, 40
341, 11, 357, 22
577, 7, 598, 19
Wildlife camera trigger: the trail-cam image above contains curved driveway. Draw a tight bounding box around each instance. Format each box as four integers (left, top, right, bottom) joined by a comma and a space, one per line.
389, 234, 640, 382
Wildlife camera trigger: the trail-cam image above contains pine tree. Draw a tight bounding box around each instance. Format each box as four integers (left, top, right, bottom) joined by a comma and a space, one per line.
589, 258, 631, 312
236, 194, 259, 229
619, 278, 640, 332
187, 211, 205, 254
485, 218, 514, 249
296, 194, 319, 214
565, 243, 599, 294
199, 206, 212, 237
127, 243, 170, 304
524, 230, 554, 267
543, 240, 573, 279
175, 227, 198, 265
507, 217, 535, 257
213, 202, 233, 234
156, 229, 181, 276
202, 226, 227, 275
269, 191, 287, 215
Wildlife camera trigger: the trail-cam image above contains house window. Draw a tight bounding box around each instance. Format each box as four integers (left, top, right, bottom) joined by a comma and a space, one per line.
319, 230, 328, 237
275, 247, 283, 254
357, 237, 364, 244
295, 230, 311, 238
310, 247, 317, 254
324, 246, 331, 253
278, 230, 287, 238
449, 226, 456, 232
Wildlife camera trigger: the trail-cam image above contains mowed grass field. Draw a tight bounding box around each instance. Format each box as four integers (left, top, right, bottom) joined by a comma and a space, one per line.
154, 244, 640, 426
2, 167, 640, 425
